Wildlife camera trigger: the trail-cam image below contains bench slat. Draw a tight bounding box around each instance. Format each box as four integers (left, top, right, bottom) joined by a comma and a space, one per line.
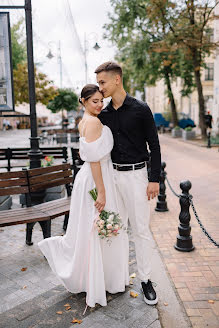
29, 176, 72, 192
0, 207, 50, 227
35, 197, 70, 210
28, 163, 71, 177
0, 171, 26, 179
35, 197, 70, 219
28, 170, 72, 185
0, 177, 27, 188
0, 186, 29, 196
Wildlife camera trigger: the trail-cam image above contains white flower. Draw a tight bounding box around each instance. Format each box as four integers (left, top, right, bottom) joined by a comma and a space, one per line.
107, 224, 112, 229
108, 214, 114, 222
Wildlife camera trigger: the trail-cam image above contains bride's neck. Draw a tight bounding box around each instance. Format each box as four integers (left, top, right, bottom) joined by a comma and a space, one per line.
83, 111, 97, 118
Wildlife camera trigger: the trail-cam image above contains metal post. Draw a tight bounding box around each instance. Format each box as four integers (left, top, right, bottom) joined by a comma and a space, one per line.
155, 162, 168, 212
175, 180, 194, 252
207, 131, 211, 148
25, 0, 42, 169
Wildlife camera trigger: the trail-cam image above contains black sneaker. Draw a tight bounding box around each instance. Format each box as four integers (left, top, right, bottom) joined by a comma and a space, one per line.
141, 280, 158, 305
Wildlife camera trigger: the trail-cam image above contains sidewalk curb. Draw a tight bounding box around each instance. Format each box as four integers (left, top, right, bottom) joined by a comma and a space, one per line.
159, 133, 219, 149
150, 232, 192, 328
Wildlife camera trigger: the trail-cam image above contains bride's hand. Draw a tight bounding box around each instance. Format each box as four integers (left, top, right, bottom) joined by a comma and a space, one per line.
95, 191, 106, 213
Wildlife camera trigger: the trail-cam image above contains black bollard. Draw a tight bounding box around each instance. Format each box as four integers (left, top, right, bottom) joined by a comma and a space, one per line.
207, 131, 211, 148
175, 180, 195, 252
155, 162, 168, 212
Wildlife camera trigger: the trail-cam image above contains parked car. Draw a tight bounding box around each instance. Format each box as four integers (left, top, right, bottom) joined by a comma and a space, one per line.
153, 113, 169, 129
178, 113, 196, 129
153, 112, 196, 130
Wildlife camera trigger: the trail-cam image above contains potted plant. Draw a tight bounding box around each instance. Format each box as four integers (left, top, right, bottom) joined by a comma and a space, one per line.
41, 156, 65, 202
182, 126, 196, 140
171, 126, 182, 138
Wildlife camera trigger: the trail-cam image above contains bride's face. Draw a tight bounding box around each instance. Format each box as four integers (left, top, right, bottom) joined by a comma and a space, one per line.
85, 91, 104, 116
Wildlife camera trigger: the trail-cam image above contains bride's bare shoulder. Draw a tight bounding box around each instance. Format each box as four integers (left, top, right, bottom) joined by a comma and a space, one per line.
82, 116, 102, 142
83, 116, 101, 129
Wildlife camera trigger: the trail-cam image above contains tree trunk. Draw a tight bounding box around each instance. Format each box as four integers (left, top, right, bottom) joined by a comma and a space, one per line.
193, 68, 206, 138
164, 68, 178, 127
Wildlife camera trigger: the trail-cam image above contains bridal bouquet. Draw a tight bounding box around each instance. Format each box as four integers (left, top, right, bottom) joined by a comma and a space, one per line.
89, 188, 123, 241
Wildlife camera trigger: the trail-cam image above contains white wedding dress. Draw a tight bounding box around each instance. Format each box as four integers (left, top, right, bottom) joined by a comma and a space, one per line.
38, 125, 129, 308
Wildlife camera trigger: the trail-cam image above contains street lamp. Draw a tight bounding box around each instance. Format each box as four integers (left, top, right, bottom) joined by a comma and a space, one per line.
46, 40, 63, 88
83, 33, 101, 84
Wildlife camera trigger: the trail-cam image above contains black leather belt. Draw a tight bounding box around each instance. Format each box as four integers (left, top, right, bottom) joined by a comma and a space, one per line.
113, 162, 146, 171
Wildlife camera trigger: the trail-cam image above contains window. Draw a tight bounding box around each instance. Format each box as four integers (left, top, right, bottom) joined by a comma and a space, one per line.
205, 63, 214, 81
206, 28, 214, 43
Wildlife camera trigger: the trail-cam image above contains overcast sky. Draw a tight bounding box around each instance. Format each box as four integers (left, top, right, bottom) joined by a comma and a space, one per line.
1, 0, 117, 93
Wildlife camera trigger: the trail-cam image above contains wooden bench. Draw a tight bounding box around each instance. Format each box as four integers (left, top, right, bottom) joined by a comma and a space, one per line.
0, 147, 68, 171
0, 163, 73, 245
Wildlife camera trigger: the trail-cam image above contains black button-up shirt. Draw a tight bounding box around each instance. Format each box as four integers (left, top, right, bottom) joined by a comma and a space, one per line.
98, 93, 161, 182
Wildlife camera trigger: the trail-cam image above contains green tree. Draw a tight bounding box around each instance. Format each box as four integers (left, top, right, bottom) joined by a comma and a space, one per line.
13, 63, 58, 105
146, 0, 219, 138
11, 18, 26, 69
104, 0, 195, 127
47, 89, 78, 127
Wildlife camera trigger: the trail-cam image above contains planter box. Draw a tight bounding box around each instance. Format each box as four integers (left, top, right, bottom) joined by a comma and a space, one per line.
20, 185, 65, 206
171, 129, 182, 138
0, 195, 12, 211
182, 130, 196, 140
44, 185, 65, 202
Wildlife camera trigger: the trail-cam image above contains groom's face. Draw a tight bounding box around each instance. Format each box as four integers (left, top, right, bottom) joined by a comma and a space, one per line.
96, 71, 118, 98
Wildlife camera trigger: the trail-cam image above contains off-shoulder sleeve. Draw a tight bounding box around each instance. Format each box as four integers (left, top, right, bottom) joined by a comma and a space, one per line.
79, 126, 113, 162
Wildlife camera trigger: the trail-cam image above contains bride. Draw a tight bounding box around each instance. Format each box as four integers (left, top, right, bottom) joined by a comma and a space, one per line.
38, 84, 129, 309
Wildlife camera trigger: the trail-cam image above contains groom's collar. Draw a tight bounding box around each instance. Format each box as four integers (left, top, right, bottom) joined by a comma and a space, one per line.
108, 93, 133, 111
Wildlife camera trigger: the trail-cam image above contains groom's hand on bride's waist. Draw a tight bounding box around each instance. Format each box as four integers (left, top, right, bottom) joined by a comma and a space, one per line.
146, 182, 159, 201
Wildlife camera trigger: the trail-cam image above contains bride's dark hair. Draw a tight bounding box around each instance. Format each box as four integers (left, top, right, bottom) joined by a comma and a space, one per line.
79, 84, 100, 104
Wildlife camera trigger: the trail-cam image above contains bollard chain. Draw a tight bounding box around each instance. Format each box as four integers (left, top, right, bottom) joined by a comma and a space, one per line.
166, 176, 180, 198
189, 197, 219, 248
166, 176, 219, 248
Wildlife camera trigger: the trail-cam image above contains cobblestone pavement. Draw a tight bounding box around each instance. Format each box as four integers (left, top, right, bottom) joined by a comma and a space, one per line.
0, 212, 162, 328
150, 134, 219, 328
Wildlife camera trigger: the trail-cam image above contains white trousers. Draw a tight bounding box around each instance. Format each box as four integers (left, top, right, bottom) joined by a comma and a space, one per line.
113, 167, 153, 281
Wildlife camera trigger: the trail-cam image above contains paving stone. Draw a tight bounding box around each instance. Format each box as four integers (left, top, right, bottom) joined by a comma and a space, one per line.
150, 134, 219, 327
148, 320, 162, 328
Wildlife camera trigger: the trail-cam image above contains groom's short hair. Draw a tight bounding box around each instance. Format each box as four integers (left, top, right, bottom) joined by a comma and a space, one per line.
95, 61, 122, 77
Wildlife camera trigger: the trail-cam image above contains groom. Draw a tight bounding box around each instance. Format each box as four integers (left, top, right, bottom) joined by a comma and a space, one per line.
95, 61, 161, 305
